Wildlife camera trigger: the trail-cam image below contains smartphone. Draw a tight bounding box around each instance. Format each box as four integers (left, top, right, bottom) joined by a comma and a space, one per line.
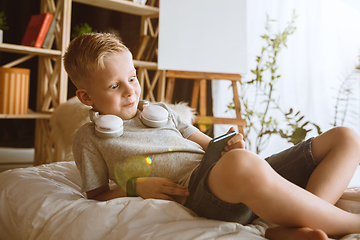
188, 131, 237, 193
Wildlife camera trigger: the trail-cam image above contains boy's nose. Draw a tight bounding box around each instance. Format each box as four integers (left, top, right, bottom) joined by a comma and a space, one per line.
123, 83, 135, 97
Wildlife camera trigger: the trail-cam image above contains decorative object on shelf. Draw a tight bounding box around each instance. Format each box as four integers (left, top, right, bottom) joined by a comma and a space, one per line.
133, 0, 147, 5
146, 0, 159, 7
0, 67, 30, 115
0, 11, 9, 44
71, 23, 95, 40
21, 13, 53, 48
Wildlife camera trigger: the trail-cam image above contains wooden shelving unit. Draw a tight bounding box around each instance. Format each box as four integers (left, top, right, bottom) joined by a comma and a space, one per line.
0, 0, 163, 165
0, 0, 70, 165
0, 110, 52, 119
72, 0, 159, 16
0, 43, 61, 57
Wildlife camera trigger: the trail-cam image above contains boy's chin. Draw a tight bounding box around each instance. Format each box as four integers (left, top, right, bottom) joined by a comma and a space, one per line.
119, 111, 138, 120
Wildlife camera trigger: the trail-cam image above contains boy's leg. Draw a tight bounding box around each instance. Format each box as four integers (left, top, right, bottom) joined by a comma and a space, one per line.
306, 127, 360, 204
207, 148, 360, 236
265, 127, 360, 239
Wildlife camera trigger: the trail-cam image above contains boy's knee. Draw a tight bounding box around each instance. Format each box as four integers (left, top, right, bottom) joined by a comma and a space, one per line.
207, 149, 272, 203
338, 126, 359, 138
332, 126, 360, 147
212, 149, 269, 189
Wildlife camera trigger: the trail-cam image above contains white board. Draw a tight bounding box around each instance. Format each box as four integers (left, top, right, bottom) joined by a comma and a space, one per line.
158, 0, 248, 74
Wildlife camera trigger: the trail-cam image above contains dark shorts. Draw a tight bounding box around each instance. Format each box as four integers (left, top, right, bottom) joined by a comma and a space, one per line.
184, 137, 317, 225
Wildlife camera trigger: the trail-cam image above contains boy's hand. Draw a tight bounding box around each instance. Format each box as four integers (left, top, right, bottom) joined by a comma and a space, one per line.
135, 177, 190, 201
223, 127, 246, 153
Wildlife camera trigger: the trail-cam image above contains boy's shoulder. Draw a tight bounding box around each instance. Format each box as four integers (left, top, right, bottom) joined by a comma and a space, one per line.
73, 122, 95, 143
78, 121, 94, 131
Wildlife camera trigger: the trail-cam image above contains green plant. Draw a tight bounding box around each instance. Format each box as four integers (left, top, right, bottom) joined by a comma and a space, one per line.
71, 23, 95, 39
332, 70, 359, 127
0, 11, 9, 30
228, 11, 321, 154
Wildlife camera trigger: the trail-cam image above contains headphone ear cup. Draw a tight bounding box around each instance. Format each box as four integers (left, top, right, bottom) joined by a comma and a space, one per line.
140, 105, 168, 127
94, 115, 124, 138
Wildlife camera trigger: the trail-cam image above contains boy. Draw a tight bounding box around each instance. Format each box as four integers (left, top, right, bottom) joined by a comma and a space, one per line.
64, 32, 360, 240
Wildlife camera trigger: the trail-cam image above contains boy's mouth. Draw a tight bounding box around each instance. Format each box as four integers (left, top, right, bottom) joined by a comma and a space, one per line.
123, 101, 135, 107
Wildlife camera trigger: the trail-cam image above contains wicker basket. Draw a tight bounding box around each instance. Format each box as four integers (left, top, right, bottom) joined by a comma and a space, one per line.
0, 67, 30, 114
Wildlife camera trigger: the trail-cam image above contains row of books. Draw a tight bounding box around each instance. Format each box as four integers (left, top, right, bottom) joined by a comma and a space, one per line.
21, 13, 57, 49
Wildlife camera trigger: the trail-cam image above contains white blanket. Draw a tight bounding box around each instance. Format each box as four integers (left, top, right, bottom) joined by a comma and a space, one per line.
0, 162, 359, 240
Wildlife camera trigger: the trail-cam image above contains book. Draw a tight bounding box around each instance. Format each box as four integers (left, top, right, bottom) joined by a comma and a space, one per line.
42, 17, 58, 49
21, 13, 53, 48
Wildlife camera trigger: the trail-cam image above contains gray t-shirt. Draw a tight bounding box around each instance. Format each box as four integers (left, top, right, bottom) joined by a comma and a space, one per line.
72, 103, 204, 204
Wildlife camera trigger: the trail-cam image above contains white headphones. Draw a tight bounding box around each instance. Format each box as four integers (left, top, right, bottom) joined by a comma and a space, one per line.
89, 101, 169, 138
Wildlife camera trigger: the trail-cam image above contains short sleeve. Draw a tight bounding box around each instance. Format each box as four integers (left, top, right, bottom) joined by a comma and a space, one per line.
162, 103, 199, 139
72, 124, 109, 192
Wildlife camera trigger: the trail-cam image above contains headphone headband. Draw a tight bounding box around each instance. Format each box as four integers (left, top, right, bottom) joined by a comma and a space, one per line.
89, 101, 168, 138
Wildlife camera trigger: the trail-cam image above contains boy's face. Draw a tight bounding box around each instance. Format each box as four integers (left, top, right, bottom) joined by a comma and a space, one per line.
78, 51, 141, 120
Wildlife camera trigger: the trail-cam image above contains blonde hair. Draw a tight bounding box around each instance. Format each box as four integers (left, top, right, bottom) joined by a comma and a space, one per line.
63, 32, 129, 88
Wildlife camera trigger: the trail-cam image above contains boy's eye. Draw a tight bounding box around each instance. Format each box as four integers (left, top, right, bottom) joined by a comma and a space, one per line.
129, 76, 137, 82
110, 84, 118, 89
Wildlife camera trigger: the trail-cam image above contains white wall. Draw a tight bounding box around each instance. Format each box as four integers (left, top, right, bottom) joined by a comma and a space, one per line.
212, 0, 360, 157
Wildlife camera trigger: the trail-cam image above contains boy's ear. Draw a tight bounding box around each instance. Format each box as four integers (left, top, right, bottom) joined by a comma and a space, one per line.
76, 89, 93, 107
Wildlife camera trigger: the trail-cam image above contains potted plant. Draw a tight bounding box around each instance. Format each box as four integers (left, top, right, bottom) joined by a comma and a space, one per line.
71, 23, 94, 39
0, 11, 9, 44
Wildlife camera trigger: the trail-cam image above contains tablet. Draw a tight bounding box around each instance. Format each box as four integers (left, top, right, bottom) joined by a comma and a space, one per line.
188, 131, 237, 193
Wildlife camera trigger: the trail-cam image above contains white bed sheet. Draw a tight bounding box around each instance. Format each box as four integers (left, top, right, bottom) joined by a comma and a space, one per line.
0, 161, 359, 240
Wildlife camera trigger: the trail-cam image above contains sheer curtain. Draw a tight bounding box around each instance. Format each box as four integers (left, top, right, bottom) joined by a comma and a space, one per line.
212, 0, 360, 157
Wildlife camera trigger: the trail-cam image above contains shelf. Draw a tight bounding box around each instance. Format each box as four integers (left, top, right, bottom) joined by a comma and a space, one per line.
72, 0, 159, 16
0, 43, 62, 57
0, 109, 52, 119
133, 59, 157, 69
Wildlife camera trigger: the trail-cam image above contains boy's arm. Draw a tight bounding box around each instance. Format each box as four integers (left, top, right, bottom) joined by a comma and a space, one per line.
87, 184, 126, 200
87, 177, 190, 201
187, 130, 212, 150
188, 127, 246, 152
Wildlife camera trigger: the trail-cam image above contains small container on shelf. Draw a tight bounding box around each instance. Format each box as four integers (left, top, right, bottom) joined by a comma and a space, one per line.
0, 67, 30, 115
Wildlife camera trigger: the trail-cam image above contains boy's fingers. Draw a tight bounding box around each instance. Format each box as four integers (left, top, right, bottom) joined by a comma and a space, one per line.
163, 184, 189, 197
166, 187, 189, 197
163, 179, 186, 189
227, 127, 235, 133
158, 179, 189, 197
227, 133, 241, 146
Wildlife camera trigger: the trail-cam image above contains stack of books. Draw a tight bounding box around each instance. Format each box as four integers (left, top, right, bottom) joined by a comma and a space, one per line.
21, 13, 57, 49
